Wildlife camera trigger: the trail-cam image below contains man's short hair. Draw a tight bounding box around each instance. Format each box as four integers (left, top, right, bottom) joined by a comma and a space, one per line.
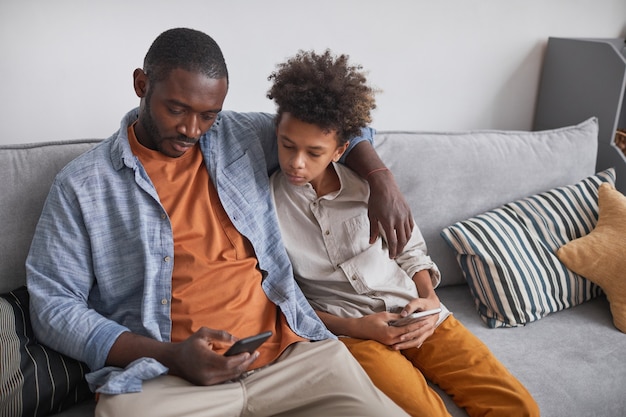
143, 28, 228, 85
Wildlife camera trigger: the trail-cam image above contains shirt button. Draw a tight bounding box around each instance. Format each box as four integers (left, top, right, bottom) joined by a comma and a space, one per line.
164, 256, 171, 262
161, 299, 168, 305
161, 213, 167, 219
325, 230, 330, 235
351, 275, 358, 280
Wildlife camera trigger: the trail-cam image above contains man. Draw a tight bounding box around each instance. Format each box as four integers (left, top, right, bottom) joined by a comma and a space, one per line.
26, 28, 411, 416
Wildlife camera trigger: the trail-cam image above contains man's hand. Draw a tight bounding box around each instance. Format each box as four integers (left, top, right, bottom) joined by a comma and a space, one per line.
107, 327, 259, 387
342, 139, 414, 257
168, 327, 259, 386
366, 168, 414, 258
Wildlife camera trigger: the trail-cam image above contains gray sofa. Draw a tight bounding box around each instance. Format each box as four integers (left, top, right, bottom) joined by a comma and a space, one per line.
1, 117, 624, 417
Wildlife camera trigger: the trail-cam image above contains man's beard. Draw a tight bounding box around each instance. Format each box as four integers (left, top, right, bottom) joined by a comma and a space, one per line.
141, 98, 198, 156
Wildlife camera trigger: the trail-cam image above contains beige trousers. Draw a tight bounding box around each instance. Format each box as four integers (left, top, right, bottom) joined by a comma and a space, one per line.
95, 339, 409, 417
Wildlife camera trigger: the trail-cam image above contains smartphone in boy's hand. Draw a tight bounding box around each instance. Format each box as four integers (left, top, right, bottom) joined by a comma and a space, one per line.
388, 308, 441, 327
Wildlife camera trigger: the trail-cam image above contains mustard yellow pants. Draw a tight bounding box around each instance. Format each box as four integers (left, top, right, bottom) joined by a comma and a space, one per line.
341, 315, 540, 417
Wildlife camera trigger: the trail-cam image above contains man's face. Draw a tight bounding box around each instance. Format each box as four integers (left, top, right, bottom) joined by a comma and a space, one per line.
134, 68, 228, 158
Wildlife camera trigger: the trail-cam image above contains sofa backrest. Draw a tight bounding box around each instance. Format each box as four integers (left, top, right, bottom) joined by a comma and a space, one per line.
0, 140, 100, 293
0, 118, 599, 293
374, 117, 599, 287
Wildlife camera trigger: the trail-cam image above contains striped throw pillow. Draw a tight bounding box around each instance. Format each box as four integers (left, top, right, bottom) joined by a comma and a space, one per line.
0, 286, 92, 416
441, 169, 615, 328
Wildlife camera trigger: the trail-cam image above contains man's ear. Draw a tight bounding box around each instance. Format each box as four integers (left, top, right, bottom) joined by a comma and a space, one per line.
133, 68, 148, 98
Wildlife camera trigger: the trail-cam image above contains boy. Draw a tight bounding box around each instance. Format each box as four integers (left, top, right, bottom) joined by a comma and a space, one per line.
268, 50, 539, 417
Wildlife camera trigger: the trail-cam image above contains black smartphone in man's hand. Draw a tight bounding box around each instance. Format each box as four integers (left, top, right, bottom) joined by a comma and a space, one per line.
224, 331, 273, 356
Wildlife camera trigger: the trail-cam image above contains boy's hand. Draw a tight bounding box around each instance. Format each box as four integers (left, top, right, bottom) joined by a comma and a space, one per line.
352, 312, 420, 346
391, 296, 441, 350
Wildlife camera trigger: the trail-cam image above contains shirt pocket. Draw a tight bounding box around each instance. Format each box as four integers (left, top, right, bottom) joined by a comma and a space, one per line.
338, 242, 417, 300
342, 214, 373, 254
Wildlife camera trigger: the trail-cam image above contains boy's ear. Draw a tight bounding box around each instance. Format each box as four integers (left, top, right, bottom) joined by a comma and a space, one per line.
334, 142, 350, 162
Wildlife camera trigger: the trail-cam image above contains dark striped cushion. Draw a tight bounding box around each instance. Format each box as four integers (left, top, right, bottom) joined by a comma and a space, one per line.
0, 286, 92, 416
441, 169, 615, 327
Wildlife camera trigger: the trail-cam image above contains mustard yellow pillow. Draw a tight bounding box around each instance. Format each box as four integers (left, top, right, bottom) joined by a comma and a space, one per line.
557, 183, 626, 333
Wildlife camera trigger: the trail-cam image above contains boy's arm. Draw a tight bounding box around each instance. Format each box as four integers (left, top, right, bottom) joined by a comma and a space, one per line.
316, 310, 408, 347
344, 140, 414, 258
400, 269, 441, 316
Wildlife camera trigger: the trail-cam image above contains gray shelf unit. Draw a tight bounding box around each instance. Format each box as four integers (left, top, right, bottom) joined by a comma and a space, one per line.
533, 37, 626, 192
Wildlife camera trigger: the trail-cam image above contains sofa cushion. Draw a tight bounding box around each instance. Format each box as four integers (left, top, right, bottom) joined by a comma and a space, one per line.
0, 140, 100, 293
557, 182, 626, 333
0, 286, 93, 416
440, 169, 614, 327
374, 117, 599, 287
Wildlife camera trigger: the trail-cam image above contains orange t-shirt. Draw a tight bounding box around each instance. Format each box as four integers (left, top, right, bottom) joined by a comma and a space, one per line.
128, 126, 304, 368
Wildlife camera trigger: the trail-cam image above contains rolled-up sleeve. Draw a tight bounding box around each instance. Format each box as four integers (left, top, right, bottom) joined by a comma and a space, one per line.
394, 223, 441, 288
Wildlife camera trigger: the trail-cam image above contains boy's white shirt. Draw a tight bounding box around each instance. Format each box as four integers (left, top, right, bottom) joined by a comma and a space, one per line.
270, 162, 450, 325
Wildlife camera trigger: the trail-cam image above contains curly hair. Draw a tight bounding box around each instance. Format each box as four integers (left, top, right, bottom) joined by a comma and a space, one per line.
267, 50, 377, 144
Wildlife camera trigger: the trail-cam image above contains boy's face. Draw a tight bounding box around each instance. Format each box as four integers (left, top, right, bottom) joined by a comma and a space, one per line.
276, 112, 348, 190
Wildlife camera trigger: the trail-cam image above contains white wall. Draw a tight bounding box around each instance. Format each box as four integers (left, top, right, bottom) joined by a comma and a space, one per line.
0, 0, 624, 144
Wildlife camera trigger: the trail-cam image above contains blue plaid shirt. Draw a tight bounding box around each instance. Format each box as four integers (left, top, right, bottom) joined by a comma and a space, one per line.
26, 108, 373, 394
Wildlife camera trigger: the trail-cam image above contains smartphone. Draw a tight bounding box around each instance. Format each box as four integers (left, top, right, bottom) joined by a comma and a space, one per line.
224, 331, 273, 356
388, 308, 442, 327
